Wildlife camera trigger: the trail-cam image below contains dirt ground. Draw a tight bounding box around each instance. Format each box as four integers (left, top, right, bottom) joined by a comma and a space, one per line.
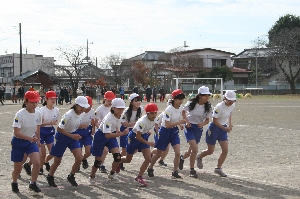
0, 95, 299, 199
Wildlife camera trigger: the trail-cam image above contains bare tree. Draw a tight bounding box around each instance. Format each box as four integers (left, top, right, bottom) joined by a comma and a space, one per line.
100, 54, 131, 89
267, 28, 300, 94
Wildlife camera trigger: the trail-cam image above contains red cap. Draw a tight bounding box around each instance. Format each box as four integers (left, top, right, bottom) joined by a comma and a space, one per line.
144, 103, 158, 113
172, 89, 184, 98
85, 96, 93, 106
24, 91, 41, 102
104, 91, 116, 100
45, 91, 57, 98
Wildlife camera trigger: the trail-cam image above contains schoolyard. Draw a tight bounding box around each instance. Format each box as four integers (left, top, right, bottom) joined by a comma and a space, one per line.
0, 95, 299, 199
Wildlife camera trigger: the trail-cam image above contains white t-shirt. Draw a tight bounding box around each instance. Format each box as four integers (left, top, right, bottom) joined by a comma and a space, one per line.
120, 107, 144, 124
95, 105, 111, 124
99, 112, 121, 134
161, 105, 183, 128
58, 109, 84, 133
212, 101, 235, 125
12, 108, 42, 137
155, 112, 164, 127
39, 106, 60, 127
132, 115, 156, 134
80, 108, 95, 125
183, 101, 212, 124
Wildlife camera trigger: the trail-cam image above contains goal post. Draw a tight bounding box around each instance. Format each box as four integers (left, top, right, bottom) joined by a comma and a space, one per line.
173, 77, 223, 100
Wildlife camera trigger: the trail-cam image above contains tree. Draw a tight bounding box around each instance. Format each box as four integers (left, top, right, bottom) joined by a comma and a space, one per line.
52, 45, 87, 96
267, 28, 300, 93
268, 14, 300, 45
100, 54, 131, 88
131, 61, 150, 88
197, 65, 233, 93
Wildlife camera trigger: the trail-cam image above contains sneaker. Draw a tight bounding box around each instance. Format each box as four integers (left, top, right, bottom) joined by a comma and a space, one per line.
39, 168, 44, 175
120, 163, 125, 170
189, 170, 198, 178
116, 165, 121, 173
197, 156, 203, 169
67, 174, 78, 186
82, 159, 89, 169
89, 176, 96, 185
171, 170, 182, 179
147, 167, 154, 177
44, 162, 50, 172
179, 155, 184, 170
158, 160, 167, 166
99, 165, 107, 173
11, 182, 19, 193
23, 163, 31, 176
46, 175, 57, 187
135, 176, 148, 187
108, 174, 119, 183
214, 168, 227, 177
29, 183, 41, 193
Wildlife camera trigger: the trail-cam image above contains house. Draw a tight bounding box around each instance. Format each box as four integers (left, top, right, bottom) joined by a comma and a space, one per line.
0, 53, 55, 86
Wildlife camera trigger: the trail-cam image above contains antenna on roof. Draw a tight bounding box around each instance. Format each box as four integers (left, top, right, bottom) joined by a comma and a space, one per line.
183, 41, 189, 48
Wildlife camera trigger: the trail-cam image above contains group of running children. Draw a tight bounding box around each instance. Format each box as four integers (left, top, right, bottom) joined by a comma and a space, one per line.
10, 86, 237, 193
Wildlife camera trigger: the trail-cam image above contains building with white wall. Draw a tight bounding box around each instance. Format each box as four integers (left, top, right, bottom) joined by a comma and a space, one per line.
0, 53, 55, 85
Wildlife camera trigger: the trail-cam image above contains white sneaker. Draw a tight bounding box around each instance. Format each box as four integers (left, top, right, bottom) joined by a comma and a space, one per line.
108, 174, 120, 183
214, 168, 227, 177
89, 176, 96, 185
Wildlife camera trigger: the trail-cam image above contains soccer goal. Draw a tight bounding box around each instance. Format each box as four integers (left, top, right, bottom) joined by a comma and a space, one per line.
173, 78, 223, 100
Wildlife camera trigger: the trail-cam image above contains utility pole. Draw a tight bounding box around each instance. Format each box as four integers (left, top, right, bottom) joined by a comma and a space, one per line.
19, 23, 22, 75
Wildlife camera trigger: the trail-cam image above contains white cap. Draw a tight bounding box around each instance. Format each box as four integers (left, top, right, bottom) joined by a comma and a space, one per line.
75, 96, 90, 108
112, 98, 126, 108
224, 90, 236, 100
129, 93, 140, 101
198, 86, 211, 95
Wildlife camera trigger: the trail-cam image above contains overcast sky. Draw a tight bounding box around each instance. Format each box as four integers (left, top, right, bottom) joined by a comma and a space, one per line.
0, 0, 299, 64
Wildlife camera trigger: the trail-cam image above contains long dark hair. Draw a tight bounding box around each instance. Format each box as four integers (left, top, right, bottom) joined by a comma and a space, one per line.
188, 94, 212, 113
170, 93, 185, 106
125, 100, 141, 122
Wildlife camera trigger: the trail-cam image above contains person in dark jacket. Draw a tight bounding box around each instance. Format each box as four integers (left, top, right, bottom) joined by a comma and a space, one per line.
145, 86, 152, 102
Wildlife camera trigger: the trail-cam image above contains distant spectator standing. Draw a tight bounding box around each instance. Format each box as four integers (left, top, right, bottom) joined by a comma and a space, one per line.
64, 87, 70, 104
2, 86, 5, 101
48, 86, 54, 91
28, 86, 35, 91
119, 86, 125, 100
55, 87, 60, 105
96, 86, 101, 104
81, 84, 86, 96
152, 86, 157, 102
68, 87, 73, 104
11, 86, 17, 103
146, 86, 152, 102
76, 87, 83, 96
59, 87, 65, 105
0, 87, 4, 105
39, 85, 46, 104
159, 87, 166, 102
18, 85, 25, 103
101, 87, 107, 101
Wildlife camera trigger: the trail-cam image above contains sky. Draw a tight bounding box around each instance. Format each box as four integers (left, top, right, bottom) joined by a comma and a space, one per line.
0, 0, 299, 64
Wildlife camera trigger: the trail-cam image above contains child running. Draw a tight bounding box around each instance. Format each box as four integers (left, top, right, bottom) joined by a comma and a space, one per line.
119, 103, 158, 186
179, 86, 212, 178
39, 91, 60, 175
77, 96, 95, 170
89, 98, 129, 184
94, 91, 116, 173
46, 96, 90, 187
147, 89, 186, 179
119, 93, 143, 170
11, 91, 42, 193
197, 90, 236, 177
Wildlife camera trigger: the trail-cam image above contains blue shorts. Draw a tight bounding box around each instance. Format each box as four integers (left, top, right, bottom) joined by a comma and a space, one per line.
40, 126, 55, 144
91, 129, 119, 157
11, 137, 39, 162
126, 131, 150, 154
76, 125, 93, 147
155, 126, 180, 151
205, 123, 228, 145
119, 125, 132, 148
50, 132, 81, 158
184, 124, 203, 144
